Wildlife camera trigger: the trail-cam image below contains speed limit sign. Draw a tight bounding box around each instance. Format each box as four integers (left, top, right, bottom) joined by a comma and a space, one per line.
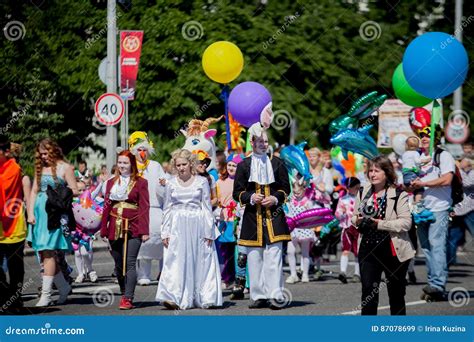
95, 93, 125, 126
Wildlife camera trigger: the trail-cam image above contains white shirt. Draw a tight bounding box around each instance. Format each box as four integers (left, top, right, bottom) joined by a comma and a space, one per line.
401, 150, 421, 169
420, 150, 455, 212
109, 175, 131, 201
249, 153, 275, 185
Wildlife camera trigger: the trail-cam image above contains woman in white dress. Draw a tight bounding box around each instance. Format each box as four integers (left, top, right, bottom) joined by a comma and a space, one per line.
156, 149, 222, 310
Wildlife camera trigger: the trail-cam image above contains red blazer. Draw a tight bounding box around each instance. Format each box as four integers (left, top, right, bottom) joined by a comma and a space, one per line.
100, 176, 149, 240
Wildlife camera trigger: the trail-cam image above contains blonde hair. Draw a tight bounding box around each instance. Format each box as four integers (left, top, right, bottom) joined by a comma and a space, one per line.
308, 147, 321, 156
405, 136, 420, 151
170, 149, 197, 175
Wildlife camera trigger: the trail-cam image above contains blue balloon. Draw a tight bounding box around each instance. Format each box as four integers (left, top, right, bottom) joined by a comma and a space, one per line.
330, 125, 379, 160
403, 32, 468, 99
280, 142, 313, 183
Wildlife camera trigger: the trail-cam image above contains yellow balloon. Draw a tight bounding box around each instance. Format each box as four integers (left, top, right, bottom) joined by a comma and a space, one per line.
202, 41, 244, 84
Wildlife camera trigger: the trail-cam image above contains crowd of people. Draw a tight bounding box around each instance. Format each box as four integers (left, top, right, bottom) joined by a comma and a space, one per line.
0, 122, 472, 315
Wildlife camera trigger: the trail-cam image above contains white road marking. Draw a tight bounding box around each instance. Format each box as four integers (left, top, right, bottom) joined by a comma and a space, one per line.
340, 300, 427, 315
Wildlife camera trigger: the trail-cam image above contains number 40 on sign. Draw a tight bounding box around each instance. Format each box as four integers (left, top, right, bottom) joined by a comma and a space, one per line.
95, 93, 125, 126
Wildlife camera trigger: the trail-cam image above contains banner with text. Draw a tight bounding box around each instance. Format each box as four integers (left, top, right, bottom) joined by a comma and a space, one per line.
120, 30, 143, 101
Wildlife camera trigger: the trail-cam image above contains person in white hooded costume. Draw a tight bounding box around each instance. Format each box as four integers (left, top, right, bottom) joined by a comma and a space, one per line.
128, 131, 166, 286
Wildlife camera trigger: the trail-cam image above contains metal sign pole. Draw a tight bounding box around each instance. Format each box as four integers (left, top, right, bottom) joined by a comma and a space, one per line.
106, 0, 118, 171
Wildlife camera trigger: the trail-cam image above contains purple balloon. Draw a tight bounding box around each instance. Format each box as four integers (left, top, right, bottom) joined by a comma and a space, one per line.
228, 81, 272, 127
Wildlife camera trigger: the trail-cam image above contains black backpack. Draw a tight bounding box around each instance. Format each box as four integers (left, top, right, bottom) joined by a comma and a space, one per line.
433, 148, 464, 206
46, 183, 75, 231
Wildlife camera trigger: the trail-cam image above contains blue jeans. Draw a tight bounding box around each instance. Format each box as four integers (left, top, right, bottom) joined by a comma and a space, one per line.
417, 210, 449, 291
465, 211, 474, 237
447, 225, 464, 266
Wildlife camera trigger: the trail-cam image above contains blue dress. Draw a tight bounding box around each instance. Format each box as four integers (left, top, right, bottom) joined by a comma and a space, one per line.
27, 175, 72, 252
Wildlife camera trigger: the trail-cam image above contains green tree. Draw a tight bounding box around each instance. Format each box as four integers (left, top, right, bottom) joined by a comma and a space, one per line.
0, 0, 472, 169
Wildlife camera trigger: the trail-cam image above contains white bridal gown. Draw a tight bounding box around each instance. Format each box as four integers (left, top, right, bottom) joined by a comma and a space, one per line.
156, 175, 222, 309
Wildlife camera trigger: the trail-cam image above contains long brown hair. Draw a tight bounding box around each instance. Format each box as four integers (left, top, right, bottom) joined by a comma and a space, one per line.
34, 138, 65, 184
114, 150, 139, 182
366, 155, 398, 187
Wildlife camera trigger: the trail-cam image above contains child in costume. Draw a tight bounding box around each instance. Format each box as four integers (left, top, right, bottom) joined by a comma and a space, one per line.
284, 173, 318, 283
216, 153, 243, 289
335, 177, 361, 283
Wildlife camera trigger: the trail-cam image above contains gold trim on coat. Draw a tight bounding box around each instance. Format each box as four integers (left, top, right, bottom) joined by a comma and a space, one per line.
265, 185, 291, 243
238, 184, 264, 247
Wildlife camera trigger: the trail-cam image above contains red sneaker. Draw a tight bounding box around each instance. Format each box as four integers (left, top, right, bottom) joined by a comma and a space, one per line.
119, 296, 134, 310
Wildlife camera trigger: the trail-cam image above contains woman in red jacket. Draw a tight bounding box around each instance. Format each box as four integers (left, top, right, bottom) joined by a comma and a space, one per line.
100, 150, 149, 310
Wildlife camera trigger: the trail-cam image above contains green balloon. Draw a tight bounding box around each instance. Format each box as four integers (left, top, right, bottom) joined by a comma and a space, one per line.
329, 115, 358, 135
392, 63, 432, 107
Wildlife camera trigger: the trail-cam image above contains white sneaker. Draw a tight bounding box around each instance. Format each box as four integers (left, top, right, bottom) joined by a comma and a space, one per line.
285, 275, 300, 284
75, 274, 85, 283
88, 271, 98, 283
301, 275, 310, 283
137, 278, 151, 286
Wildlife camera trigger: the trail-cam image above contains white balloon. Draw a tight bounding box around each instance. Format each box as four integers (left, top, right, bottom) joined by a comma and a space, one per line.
392, 134, 408, 156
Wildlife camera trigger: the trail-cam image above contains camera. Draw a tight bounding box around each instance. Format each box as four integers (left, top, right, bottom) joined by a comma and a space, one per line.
362, 204, 376, 218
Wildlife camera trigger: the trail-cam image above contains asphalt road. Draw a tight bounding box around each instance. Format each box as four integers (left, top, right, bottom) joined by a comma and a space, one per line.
14, 237, 474, 316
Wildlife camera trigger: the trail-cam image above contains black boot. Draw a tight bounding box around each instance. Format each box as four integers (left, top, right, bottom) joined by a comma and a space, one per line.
249, 299, 268, 309
230, 277, 245, 300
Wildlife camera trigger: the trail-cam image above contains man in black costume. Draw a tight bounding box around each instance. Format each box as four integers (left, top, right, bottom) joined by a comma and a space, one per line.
232, 123, 291, 309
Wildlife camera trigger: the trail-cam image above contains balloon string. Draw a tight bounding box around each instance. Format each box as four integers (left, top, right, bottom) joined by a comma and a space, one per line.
220, 85, 231, 151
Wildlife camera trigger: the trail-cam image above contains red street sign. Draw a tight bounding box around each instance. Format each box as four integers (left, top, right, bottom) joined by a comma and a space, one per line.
95, 93, 125, 126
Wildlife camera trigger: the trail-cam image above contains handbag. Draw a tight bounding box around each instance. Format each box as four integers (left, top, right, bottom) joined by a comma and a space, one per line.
45, 182, 76, 231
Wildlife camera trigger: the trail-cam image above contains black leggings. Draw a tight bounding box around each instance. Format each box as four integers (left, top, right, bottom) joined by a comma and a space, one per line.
359, 239, 409, 315
110, 237, 142, 299
0, 241, 25, 309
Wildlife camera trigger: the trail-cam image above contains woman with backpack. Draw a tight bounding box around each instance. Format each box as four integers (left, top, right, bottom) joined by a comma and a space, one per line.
27, 138, 79, 307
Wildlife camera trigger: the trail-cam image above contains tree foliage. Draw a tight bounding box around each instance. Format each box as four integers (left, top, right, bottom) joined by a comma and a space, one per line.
0, 0, 472, 169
